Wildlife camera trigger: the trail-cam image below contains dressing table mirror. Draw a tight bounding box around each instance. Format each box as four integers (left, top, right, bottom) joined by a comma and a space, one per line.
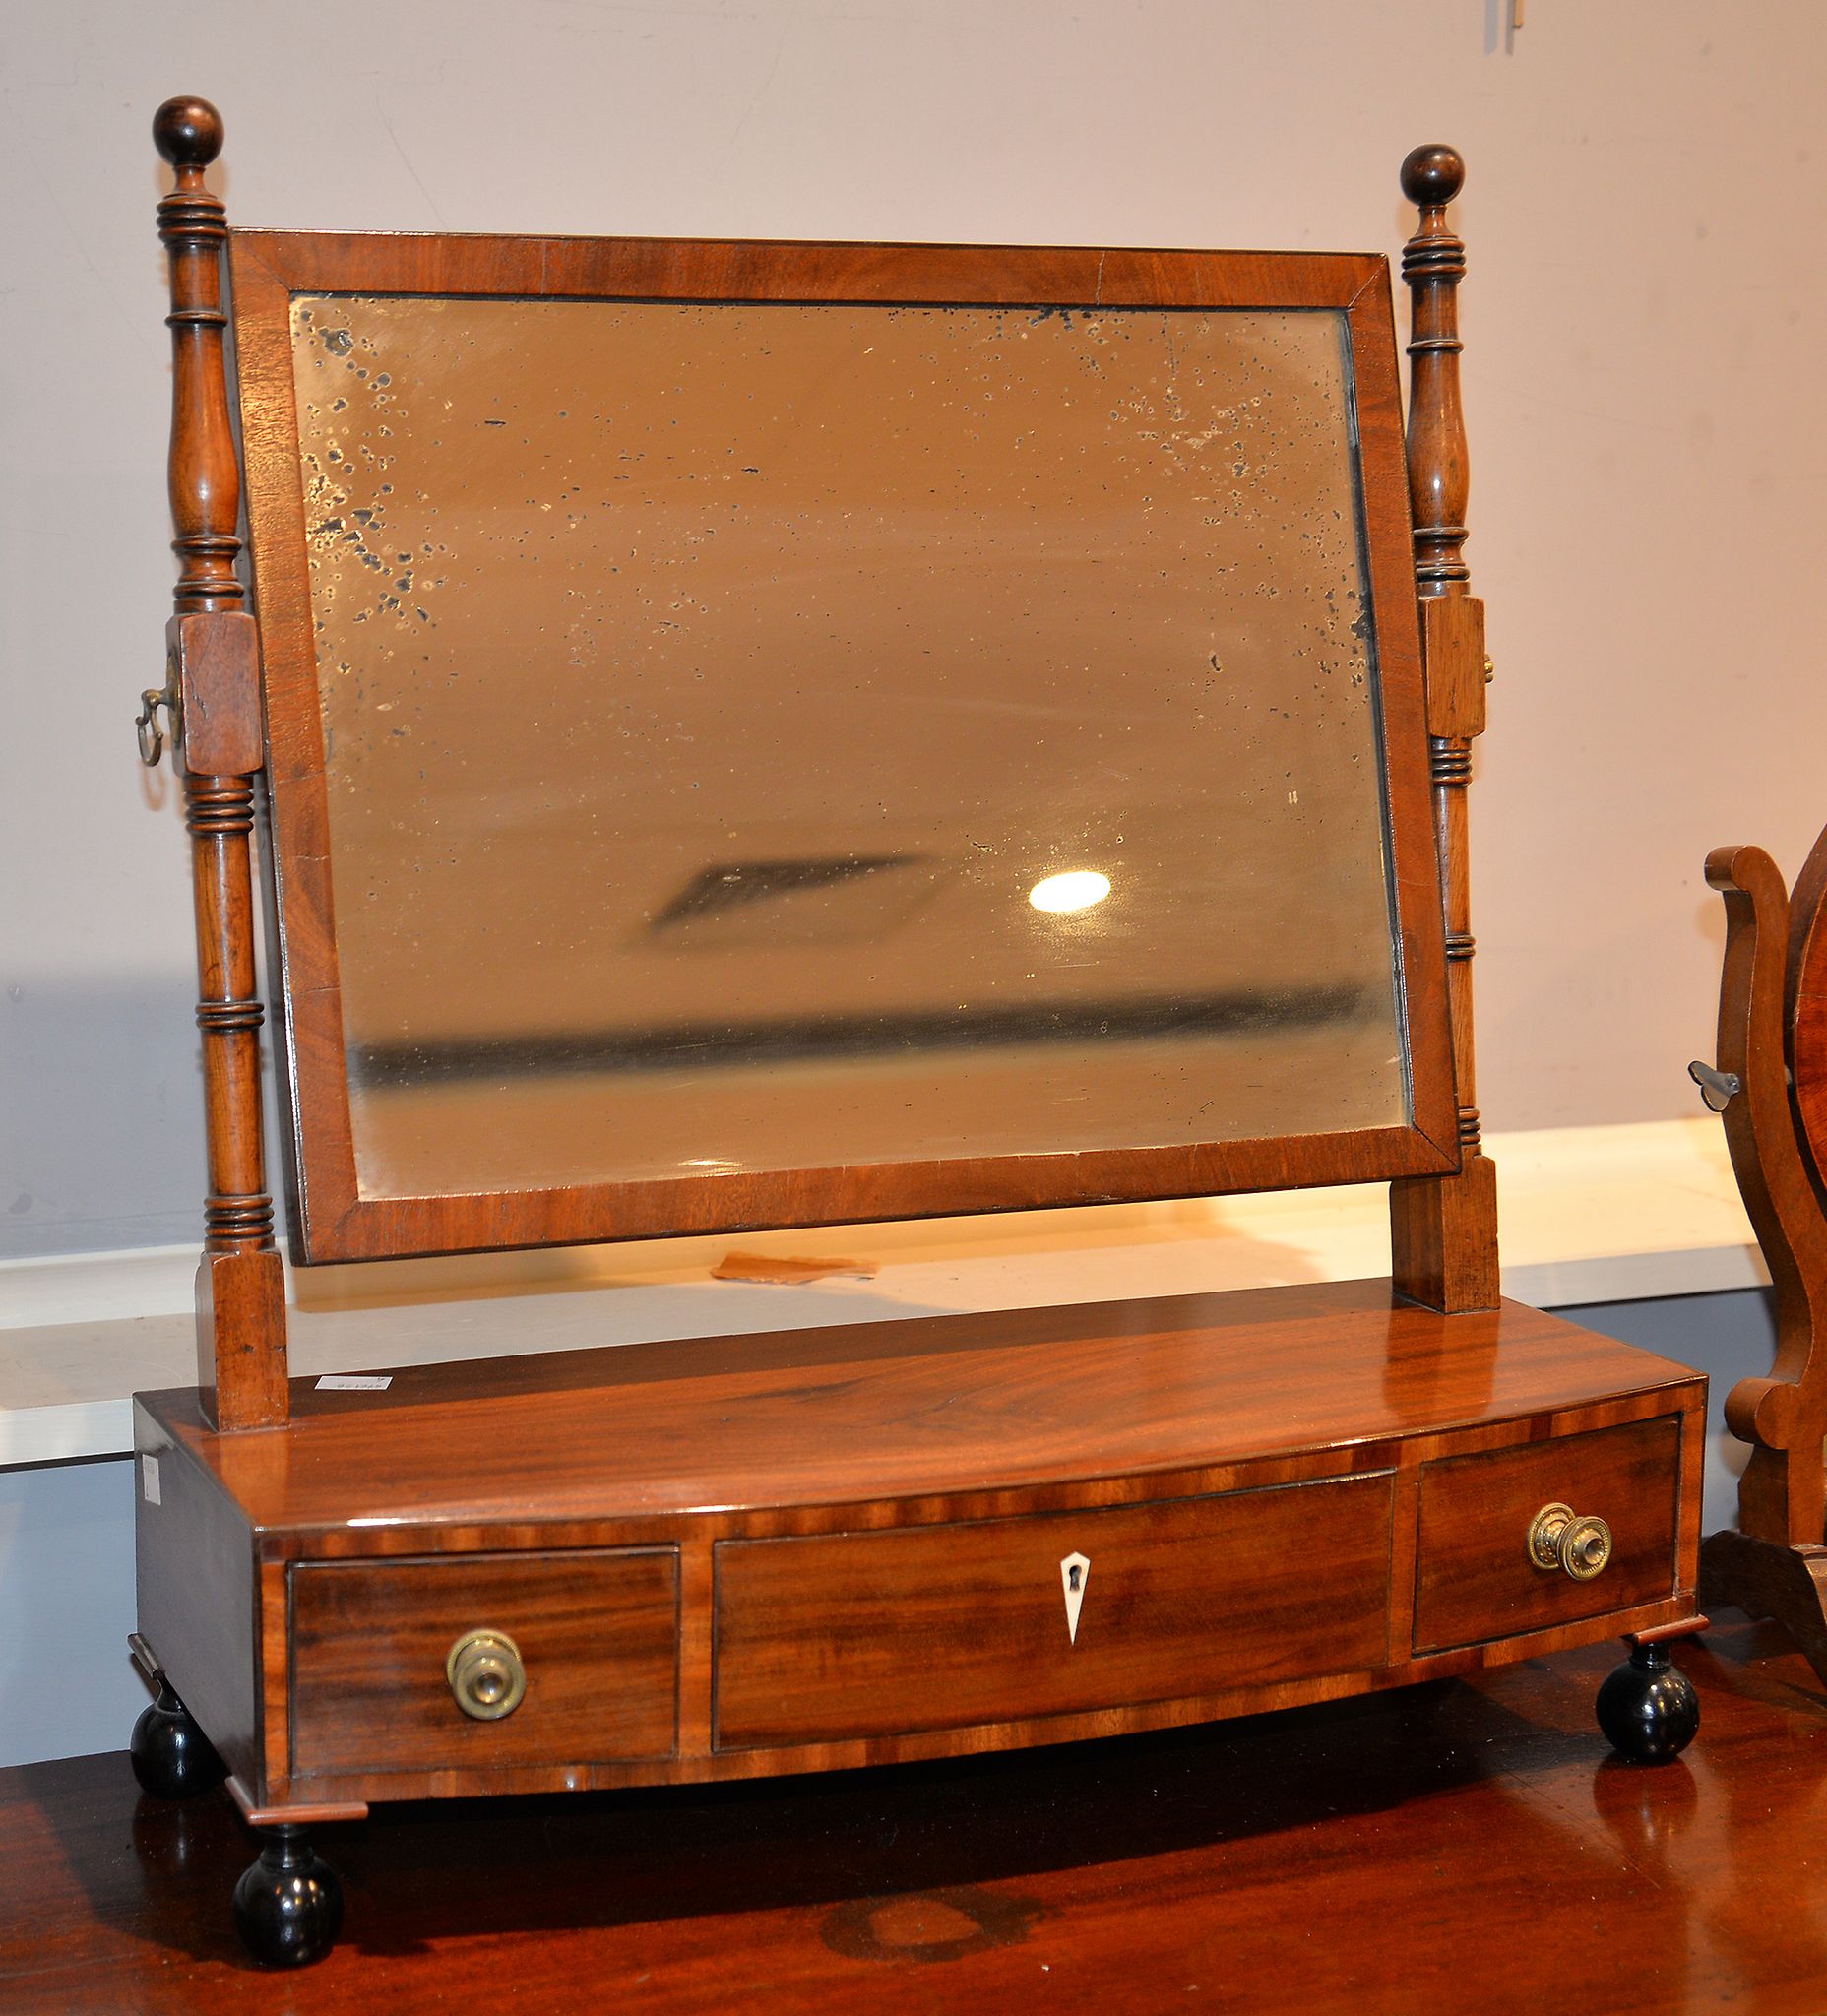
128, 98, 1707, 1966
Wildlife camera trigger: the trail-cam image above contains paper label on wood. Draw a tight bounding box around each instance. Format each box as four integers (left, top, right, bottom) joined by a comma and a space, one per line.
1060, 1551, 1090, 1644
140, 1454, 160, 1506
315, 1373, 393, 1392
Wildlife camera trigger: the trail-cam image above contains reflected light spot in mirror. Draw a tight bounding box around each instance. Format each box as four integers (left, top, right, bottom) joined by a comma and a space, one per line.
1029, 871, 1112, 915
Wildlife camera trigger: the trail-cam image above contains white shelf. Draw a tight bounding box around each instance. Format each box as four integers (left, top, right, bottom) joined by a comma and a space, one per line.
0, 1118, 1762, 1467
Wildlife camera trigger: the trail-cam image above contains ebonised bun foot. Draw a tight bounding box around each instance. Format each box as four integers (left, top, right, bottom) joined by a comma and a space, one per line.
129, 1683, 226, 1799
1597, 1641, 1700, 1762
233, 1825, 344, 1967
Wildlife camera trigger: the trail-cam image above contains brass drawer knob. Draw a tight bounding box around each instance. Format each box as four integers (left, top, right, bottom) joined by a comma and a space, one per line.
1527, 1503, 1613, 1582
446, 1629, 527, 1720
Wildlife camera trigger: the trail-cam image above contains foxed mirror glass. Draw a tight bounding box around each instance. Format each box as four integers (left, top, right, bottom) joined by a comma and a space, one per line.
231, 238, 1455, 1260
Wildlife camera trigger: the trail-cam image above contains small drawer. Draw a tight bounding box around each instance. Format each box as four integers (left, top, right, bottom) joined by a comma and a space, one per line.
289, 1549, 678, 1779
714, 1473, 1392, 1750
1412, 1418, 1681, 1655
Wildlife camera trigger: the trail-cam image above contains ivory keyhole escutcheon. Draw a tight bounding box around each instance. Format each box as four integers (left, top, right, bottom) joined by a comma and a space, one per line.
1060, 1552, 1090, 1644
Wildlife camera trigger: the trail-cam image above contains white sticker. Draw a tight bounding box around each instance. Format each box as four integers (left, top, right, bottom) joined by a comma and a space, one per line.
315, 1373, 393, 1392
141, 1454, 161, 1506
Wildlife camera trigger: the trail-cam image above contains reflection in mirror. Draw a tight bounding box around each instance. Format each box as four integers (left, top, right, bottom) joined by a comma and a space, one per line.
289, 294, 1407, 1198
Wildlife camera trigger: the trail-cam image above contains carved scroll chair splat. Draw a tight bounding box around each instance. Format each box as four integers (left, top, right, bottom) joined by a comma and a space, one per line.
1695, 829, 1827, 1676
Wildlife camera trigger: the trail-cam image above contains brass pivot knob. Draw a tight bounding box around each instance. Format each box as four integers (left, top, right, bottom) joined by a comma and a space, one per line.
1528, 1503, 1613, 1582
446, 1629, 527, 1720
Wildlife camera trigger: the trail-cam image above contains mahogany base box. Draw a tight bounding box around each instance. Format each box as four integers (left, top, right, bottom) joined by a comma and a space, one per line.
133, 1280, 1704, 1826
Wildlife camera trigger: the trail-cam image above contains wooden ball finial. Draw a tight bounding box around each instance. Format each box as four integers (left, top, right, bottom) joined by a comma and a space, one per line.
154, 96, 224, 170
1400, 144, 1465, 209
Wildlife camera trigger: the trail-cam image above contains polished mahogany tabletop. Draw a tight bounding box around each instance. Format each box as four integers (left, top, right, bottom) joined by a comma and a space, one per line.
2, 1613, 1823, 2013
141, 1282, 1696, 1528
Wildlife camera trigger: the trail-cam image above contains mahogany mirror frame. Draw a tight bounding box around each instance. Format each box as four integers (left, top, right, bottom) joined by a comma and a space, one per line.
223, 230, 1460, 1266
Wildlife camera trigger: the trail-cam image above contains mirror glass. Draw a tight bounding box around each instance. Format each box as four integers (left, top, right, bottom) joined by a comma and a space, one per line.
288, 293, 1407, 1198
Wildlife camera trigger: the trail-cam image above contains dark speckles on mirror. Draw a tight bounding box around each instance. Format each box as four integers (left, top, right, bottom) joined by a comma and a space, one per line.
287, 295, 1403, 1200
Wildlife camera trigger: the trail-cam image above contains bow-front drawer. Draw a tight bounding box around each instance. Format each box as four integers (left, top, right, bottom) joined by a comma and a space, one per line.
713, 1473, 1394, 1750
288, 1549, 679, 1780
1412, 1417, 1682, 1655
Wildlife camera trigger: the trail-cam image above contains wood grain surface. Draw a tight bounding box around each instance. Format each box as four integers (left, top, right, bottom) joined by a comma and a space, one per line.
132, 1282, 1704, 1809
153, 98, 291, 1424
1413, 1416, 1682, 1654
1696, 831, 1827, 1681
289, 1550, 679, 1782
139, 1281, 1702, 1535
10, 1617, 1821, 2013
1784, 819, 1827, 1183
713, 1473, 1392, 1748
1387, 143, 1501, 1315
1703, 844, 1827, 1545
132, 1418, 262, 1794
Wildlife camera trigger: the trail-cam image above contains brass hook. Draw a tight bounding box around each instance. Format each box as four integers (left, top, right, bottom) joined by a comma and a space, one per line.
136, 688, 170, 766
137, 656, 181, 767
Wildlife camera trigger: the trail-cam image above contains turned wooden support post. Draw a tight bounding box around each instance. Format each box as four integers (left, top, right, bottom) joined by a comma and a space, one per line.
153, 96, 288, 1429
1389, 144, 1501, 1313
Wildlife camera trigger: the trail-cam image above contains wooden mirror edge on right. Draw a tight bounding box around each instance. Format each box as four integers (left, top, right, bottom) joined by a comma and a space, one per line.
1696, 823, 1827, 1680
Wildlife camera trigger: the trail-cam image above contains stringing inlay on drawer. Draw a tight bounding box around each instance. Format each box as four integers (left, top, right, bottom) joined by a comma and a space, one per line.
1412, 1417, 1681, 1655
289, 1548, 678, 1779
713, 1473, 1392, 1749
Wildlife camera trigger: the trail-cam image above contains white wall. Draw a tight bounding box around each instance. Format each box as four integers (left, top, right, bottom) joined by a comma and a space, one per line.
5, 0, 1826, 1258
0, 1457, 142, 1768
